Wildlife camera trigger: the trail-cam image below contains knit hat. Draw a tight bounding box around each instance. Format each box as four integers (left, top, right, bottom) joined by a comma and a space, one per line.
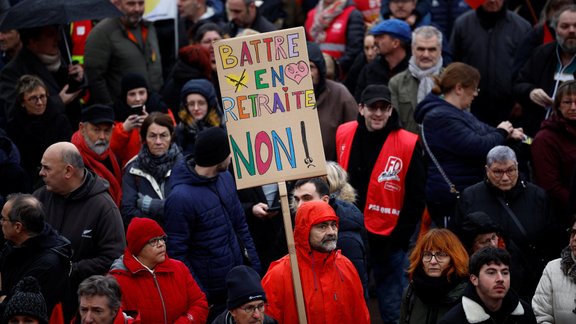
121, 73, 148, 101
370, 19, 412, 43
81, 104, 115, 125
306, 42, 326, 80
361, 84, 392, 106
3, 277, 48, 324
459, 211, 501, 251
226, 265, 266, 310
180, 79, 218, 109
126, 217, 166, 255
194, 127, 231, 167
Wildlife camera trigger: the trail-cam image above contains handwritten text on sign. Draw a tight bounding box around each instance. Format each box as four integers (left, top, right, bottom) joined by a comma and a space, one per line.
215, 27, 326, 189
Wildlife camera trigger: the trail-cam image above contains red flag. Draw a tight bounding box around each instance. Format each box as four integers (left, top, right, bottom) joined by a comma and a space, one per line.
465, 0, 485, 9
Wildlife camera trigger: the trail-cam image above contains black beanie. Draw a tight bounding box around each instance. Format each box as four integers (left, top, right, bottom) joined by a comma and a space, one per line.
195, 127, 231, 167
226, 265, 266, 310
3, 277, 48, 324
459, 211, 501, 251
121, 73, 148, 101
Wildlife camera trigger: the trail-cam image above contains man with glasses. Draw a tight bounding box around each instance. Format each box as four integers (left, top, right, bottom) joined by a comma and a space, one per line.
262, 201, 370, 323
0, 193, 71, 318
336, 84, 425, 324
213, 265, 276, 324
454, 145, 552, 302
72, 104, 123, 206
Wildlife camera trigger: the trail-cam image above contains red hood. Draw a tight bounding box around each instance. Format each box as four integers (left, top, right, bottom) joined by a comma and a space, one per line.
294, 201, 339, 254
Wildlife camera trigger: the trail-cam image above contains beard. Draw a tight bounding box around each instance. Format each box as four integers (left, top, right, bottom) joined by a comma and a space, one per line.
311, 234, 338, 253
558, 35, 576, 54
84, 134, 109, 155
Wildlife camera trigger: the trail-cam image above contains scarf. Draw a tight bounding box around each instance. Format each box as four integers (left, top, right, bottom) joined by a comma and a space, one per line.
408, 56, 443, 103
309, 0, 347, 43
412, 267, 461, 305
138, 143, 182, 184
36, 52, 62, 72
71, 131, 122, 206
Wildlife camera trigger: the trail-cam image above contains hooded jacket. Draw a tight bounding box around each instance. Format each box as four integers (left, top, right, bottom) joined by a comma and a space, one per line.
33, 170, 125, 287
261, 201, 370, 324
438, 283, 536, 324
109, 251, 209, 324
0, 223, 72, 317
414, 93, 508, 205
164, 158, 260, 302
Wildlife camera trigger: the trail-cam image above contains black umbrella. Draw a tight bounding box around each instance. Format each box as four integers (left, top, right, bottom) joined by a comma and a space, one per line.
0, 0, 123, 31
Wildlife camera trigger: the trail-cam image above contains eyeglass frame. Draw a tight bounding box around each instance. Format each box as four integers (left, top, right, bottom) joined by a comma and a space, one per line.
239, 302, 266, 315
147, 235, 167, 248
422, 251, 449, 262
474, 233, 499, 246
25, 94, 47, 104
488, 167, 518, 179
365, 102, 393, 113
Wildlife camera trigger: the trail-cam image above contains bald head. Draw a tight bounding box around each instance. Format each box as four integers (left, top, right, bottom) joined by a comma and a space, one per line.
40, 142, 85, 195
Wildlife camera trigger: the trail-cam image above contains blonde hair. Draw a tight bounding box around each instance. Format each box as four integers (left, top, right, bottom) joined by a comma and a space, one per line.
325, 161, 357, 203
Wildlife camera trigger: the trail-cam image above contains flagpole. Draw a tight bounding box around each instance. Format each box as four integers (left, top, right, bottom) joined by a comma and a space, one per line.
173, 0, 179, 60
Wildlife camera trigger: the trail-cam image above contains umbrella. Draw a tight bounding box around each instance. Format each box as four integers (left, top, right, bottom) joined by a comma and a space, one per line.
0, 0, 123, 31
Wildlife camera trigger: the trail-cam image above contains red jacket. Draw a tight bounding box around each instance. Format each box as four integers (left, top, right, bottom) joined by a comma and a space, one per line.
261, 202, 370, 324
110, 121, 141, 168
305, 6, 355, 59
109, 250, 208, 324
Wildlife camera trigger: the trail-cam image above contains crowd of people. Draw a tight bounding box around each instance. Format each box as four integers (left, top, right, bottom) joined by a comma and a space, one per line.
0, 0, 575, 323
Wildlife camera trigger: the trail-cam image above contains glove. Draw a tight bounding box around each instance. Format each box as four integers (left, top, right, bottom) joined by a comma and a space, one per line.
137, 193, 153, 214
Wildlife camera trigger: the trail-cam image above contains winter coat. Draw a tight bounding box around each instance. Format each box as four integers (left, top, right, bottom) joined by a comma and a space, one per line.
33, 170, 126, 288
261, 201, 370, 324
109, 251, 209, 324
389, 69, 422, 134
84, 18, 163, 105
414, 93, 508, 205
6, 98, 72, 188
532, 258, 576, 324
0, 47, 83, 128
512, 42, 557, 137
439, 284, 536, 324
120, 151, 181, 228
0, 223, 72, 317
429, 0, 470, 37
330, 198, 368, 298
164, 158, 260, 302
316, 79, 358, 160
531, 114, 576, 226
355, 54, 410, 101
399, 275, 467, 324
454, 179, 552, 300
450, 8, 531, 126
211, 311, 278, 324
0, 130, 30, 201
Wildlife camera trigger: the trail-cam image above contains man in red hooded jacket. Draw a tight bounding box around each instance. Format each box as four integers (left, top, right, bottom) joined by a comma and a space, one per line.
261, 200, 370, 324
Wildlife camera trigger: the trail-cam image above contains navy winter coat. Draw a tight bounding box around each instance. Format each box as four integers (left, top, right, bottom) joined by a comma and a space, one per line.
164, 158, 261, 301
414, 93, 507, 205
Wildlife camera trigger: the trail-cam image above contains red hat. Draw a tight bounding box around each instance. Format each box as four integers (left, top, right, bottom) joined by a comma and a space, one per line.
126, 218, 166, 255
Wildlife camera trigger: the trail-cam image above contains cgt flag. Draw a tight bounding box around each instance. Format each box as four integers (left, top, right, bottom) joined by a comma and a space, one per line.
144, 0, 177, 21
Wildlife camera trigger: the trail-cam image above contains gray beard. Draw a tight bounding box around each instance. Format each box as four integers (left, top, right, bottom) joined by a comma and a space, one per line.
84, 133, 109, 155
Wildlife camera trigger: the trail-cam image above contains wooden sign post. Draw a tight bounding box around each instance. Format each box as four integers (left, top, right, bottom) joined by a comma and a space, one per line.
214, 27, 327, 323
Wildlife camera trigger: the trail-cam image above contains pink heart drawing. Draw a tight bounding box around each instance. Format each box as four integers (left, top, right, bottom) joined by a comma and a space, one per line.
285, 61, 309, 85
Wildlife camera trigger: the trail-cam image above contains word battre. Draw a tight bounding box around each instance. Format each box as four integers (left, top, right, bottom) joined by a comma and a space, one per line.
218, 33, 301, 69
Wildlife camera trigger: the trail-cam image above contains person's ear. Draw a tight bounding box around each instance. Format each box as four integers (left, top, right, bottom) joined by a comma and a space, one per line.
470, 274, 479, 287
321, 195, 330, 203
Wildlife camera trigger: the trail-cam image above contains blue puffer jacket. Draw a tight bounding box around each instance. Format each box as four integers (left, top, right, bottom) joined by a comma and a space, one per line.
164, 158, 261, 301
330, 198, 368, 299
414, 93, 507, 205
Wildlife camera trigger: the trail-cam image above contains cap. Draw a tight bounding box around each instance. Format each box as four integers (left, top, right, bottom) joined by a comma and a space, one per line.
361, 84, 392, 106
370, 19, 412, 43
81, 104, 115, 125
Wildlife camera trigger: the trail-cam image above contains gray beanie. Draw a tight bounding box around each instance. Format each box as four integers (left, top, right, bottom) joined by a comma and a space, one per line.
2, 277, 48, 324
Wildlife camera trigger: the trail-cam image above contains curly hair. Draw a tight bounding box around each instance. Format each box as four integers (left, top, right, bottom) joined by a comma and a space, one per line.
325, 161, 357, 203
408, 228, 469, 280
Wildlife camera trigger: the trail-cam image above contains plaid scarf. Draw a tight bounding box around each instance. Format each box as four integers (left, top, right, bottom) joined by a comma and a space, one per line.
309, 0, 347, 43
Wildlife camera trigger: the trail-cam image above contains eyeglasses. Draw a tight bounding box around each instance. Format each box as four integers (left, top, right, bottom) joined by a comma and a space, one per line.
147, 235, 167, 248
489, 168, 518, 179
422, 251, 449, 262
366, 103, 393, 113
239, 302, 266, 315
146, 133, 170, 141
25, 94, 47, 103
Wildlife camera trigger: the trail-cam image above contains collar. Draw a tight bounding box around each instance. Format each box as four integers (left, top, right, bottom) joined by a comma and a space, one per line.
462, 296, 524, 323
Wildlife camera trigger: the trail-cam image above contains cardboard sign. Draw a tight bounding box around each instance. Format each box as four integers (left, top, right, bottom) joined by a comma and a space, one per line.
214, 27, 326, 189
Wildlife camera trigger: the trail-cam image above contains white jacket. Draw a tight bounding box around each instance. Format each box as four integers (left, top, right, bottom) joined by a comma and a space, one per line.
532, 258, 576, 324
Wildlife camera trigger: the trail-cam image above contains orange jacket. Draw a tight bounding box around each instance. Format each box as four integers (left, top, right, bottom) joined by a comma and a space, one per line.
261, 201, 370, 324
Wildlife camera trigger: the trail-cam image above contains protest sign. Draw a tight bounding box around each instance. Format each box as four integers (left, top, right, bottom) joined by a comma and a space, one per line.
214, 27, 326, 190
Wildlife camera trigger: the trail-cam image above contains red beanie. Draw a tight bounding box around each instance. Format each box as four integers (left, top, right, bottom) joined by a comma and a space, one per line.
126, 218, 166, 255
